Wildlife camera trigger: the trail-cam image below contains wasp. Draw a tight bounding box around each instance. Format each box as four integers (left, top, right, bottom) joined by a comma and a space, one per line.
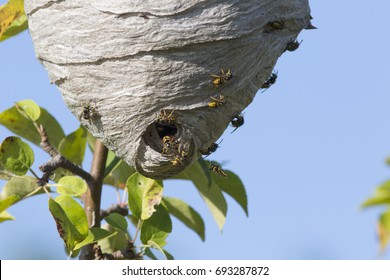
201, 140, 223, 158
162, 135, 178, 155
267, 20, 285, 30
211, 69, 233, 86
79, 101, 96, 121
208, 94, 226, 108
209, 163, 227, 177
285, 40, 303, 52
170, 155, 184, 166
261, 71, 278, 89
230, 112, 244, 133
157, 109, 175, 124
178, 145, 189, 158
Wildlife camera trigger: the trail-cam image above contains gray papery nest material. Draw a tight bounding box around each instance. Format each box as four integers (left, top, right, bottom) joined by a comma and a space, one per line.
26, 0, 314, 179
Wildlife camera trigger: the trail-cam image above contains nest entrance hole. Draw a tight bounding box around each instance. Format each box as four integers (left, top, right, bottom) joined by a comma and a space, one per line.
155, 123, 178, 139
143, 119, 180, 155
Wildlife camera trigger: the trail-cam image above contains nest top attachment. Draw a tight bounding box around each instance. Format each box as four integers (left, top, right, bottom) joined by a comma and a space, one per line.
26, 0, 314, 179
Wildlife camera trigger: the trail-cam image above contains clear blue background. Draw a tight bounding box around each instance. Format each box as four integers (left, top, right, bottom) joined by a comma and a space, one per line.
1, 1, 390, 259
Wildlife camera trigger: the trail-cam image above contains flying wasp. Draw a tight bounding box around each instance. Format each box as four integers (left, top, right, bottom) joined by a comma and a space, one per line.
230, 112, 244, 134
209, 163, 228, 177
208, 94, 226, 108
261, 71, 278, 90
211, 69, 233, 86
79, 101, 96, 121
285, 40, 303, 52
201, 140, 223, 158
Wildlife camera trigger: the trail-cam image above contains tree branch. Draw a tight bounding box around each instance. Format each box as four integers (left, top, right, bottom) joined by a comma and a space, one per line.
37, 125, 110, 260
79, 139, 108, 260
37, 125, 93, 186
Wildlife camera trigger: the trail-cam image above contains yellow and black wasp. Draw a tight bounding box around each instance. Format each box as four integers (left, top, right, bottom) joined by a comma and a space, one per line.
162, 135, 179, 155
261, 71, 278, 90
264, 20, 285, 33
285, 40, 303, 52
211, 69, 233, 86
201, 140, 223, 158
209, 163, 227, 177
230, 112, 244, 133
79, 101, 96, 122
170, 155, 184, 166
208, 94, 226, 108
157, 109, 175, 124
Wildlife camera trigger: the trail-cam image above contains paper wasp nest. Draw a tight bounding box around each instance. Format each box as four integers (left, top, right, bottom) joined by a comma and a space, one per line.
25, 0, 314, 179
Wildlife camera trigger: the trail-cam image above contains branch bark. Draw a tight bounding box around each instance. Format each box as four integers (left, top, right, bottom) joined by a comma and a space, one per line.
79, 139, 108, 260
38, 125, 93, 185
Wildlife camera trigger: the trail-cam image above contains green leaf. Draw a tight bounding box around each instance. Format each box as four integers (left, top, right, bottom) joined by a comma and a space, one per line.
127, 214, 139, 228
105, 213, 128, 233
74, 227, 117, 251
48, 196, 89, 251
87, 131, 135, 189
162, 197, 205, 241
56, 176, 87, 197
52, 168, 74, 184
0, 136, 34, 175
147, 240, 172, 260
144, 246, 174, 260
0, 195, 20, 213
212, 168, 248, 216
0, 12, 27, 42
37, 108, 66, 149
163, 249, 174, 260
0, 103, 65, 149
0, 162, 12, 180
0, 175, 40, 200
361, 180, 390, 208
198, 158, 213, 187
58, 126, 87, 166
0, 210, 15, 222
98, 224, 129, 254
0, 105, 40, 145
0, 0, 26, 42
378, 209, 390, 251
361, 196, 390, 208
144, 247, 158, 260
140, 204, 172, 247
104, 159, 135, 189
127, 173, 163, 220
86, 130, 97, 151
104, 150, 121, 176
15, 100, 41, 122
67, 247, 81, 259
181, 160, 227, 231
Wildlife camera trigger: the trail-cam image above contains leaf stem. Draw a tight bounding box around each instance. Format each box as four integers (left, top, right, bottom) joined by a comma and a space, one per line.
28, 167, 40, 180
132, 219, 143, 244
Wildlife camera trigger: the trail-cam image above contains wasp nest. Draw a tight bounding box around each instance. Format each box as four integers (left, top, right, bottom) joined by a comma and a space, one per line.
26, 0, 314, 179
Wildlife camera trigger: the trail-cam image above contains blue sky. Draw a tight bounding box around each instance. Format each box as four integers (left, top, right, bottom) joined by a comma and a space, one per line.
1, 1, 390, 259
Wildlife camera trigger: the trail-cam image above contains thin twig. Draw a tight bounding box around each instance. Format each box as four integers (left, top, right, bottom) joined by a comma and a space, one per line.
37, 125, 93, 186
